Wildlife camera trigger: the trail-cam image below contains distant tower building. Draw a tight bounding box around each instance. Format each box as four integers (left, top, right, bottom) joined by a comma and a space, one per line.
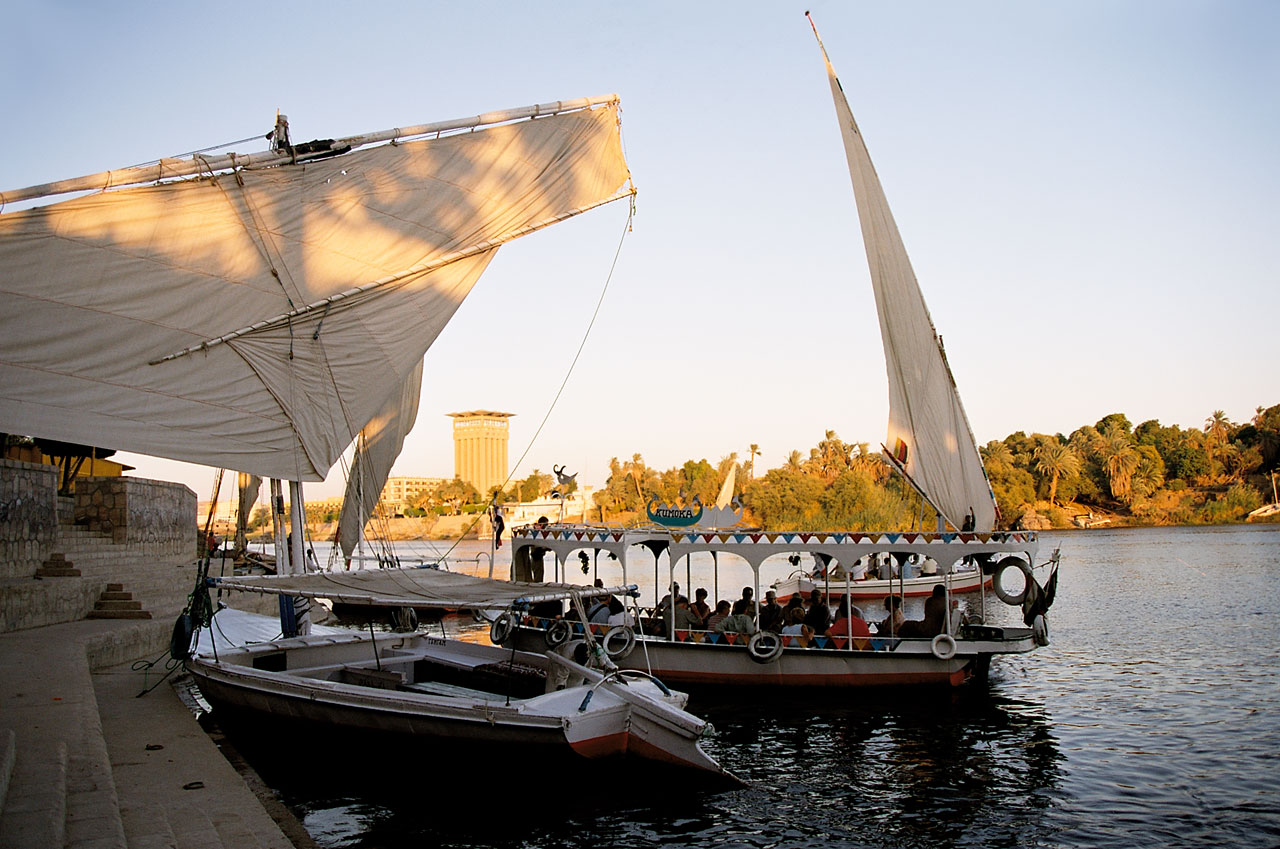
447, 410, 513, 496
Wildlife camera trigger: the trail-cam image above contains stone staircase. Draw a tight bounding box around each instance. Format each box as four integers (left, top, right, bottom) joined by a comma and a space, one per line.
1, 489, 295, 849
87, 584, 152, 620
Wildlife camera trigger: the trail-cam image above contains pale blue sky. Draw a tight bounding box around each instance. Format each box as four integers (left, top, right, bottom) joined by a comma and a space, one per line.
4, 1, 1277, 498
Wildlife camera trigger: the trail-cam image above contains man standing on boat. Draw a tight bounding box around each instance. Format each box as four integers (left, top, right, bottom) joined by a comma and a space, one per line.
529, 516, 549, 581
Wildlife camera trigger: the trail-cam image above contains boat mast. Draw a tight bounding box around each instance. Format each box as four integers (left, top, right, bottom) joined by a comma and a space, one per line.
289, 480, 312, 635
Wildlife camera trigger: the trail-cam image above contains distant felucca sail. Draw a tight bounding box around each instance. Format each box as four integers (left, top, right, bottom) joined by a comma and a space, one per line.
808, 16, 997, 532
0, 98, 634, 482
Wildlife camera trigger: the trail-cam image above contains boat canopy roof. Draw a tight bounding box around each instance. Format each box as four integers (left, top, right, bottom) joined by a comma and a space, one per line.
511, 523, 1038, 570
211, 567, 635, 609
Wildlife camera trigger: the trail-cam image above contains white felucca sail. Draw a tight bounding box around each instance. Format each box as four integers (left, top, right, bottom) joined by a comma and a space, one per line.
809, 17, 997, 532
0, 98, 633, 482
335, 359, 423, 563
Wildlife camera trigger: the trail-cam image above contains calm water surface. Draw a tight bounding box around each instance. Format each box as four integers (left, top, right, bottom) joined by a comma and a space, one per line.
228, 525, 1280, 848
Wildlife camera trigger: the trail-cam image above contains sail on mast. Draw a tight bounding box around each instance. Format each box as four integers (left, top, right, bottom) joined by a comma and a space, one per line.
808, 16, 997, 532
335, 359, 423, 562
0, 98, 633, 482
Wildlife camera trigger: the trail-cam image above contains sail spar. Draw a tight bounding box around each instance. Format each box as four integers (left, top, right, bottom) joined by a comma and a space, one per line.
0, 98, 633, 481
809, 18, 997, 531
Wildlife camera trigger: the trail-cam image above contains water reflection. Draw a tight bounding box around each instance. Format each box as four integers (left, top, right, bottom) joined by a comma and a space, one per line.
222, 684, 1062, 849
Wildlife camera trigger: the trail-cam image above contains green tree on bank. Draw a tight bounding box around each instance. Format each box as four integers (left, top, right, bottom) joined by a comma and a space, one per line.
595, 403, 1280, 530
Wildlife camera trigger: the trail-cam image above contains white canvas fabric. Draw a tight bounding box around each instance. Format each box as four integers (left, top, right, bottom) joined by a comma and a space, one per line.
817, 47, 996, 531
0, 103, 631, 480
336, 359, 423, 559
214, 567, 629, 610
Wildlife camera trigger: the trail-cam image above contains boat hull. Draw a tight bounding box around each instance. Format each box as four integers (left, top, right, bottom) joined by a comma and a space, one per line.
772, 569, 992, 601
187, 630, 729, 778
510, 623, 1036, 690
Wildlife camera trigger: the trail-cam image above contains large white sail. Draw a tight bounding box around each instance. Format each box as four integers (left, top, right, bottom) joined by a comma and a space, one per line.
811, 22, 996, 531
0, 99, 632, 481
335, 359, 422, 560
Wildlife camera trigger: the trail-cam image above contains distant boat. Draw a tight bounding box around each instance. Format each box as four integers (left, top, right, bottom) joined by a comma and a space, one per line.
491, 17, 1058, 689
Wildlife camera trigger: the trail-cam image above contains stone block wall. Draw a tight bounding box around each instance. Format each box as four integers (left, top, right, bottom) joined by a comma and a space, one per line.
74, 477, 195, 555
0, 459, 58, 579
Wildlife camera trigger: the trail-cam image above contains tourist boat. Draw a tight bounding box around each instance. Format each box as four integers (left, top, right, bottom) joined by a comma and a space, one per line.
186, 583, 732, 779
492, 19, 1059, 689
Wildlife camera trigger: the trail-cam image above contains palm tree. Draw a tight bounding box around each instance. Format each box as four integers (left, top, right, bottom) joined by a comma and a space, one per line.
785, 449, 804, 471
747, 443, 761, 481
1033, 440, 1079, 506
981, 441, 1014, 470
1204, 410, 1231, 471
1099, 433, 1139, 503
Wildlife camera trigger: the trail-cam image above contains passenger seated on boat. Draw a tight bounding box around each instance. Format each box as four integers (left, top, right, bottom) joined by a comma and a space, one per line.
826, 600, 872, 649
739, 586, 756, 617
589, 593, 616, 625
918, 584, 953, 637
654, 583, 685, 625
705, 600, 732, 631
920, 555, 939, 576
780, 608, 814, 646
803, 589, 831, 633
691, 587, 711, 628
875, 595, 905, 636
851, 557, 869, 581
715, 600, 758, 636
605, 595, 634, 628
670, 597, 702, 636
759, 590, 785, 633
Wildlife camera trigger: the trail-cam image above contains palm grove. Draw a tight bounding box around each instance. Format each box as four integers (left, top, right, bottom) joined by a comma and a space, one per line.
589, 404, 1280, 530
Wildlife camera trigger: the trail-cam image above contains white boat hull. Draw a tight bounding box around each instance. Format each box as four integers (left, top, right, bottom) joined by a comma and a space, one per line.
772, 569, 992, 601
510, 621, 1036, 689
187, 629, 729, 778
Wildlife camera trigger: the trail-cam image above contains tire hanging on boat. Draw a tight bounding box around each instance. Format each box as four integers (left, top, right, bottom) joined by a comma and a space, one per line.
931, 633, 957, 660
490, 612, 516, 645
747, 631, 784, 664
545, 618, 572, 648
602, 625, 635, 660
992, 557, 1034, 605
390, 606, 418, 632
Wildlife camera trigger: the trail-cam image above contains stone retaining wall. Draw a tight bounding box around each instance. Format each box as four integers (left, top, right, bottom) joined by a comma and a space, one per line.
74, 477, 195, 555
0, 459, 58, 580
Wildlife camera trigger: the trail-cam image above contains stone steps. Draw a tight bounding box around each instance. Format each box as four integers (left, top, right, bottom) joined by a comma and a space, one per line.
87, 586, 151, 621
0, 732, 68, 849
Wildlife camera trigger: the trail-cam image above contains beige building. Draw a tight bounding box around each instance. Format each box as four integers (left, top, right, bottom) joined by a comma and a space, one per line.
448, 410, 513, 496
380, 476, 449, 515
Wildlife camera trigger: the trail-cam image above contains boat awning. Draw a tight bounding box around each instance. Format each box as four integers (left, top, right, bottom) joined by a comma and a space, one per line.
210, 568, 635, 609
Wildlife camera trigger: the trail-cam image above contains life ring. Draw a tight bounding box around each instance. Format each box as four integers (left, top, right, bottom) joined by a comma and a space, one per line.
602, 625, 636, 660
993, 557, 1033, 605
545, 618, 572, 648
747, 631, 784, 664
931, 633, 957, 660
1032, 614, 1050, 647
390, 606, 418, 632
489, 612, 516, 645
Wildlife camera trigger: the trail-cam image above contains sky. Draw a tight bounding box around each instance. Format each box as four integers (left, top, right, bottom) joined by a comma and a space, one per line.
4, 1, 1277, 501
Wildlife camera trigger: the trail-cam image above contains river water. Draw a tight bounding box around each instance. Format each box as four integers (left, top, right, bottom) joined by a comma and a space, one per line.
226, 525, 1280, 848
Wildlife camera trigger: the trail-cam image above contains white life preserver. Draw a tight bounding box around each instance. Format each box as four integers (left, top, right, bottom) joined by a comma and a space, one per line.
545, 618, 572, 649
931, 633, 957, 660
489, 612, 516, 645
602, 625, 636, 660
747, 631, 784, 664
993, 557, 1034, 606
1032, 614, 1050, 647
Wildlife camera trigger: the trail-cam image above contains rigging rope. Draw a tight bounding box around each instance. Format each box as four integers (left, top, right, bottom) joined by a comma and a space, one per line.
434, 201, 635, 563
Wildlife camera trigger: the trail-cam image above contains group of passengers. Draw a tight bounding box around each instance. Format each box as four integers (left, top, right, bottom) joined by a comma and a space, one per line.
649, 581, 956, 647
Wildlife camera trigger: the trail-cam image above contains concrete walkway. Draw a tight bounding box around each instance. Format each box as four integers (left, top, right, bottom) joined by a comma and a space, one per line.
0, 619, 295, 849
